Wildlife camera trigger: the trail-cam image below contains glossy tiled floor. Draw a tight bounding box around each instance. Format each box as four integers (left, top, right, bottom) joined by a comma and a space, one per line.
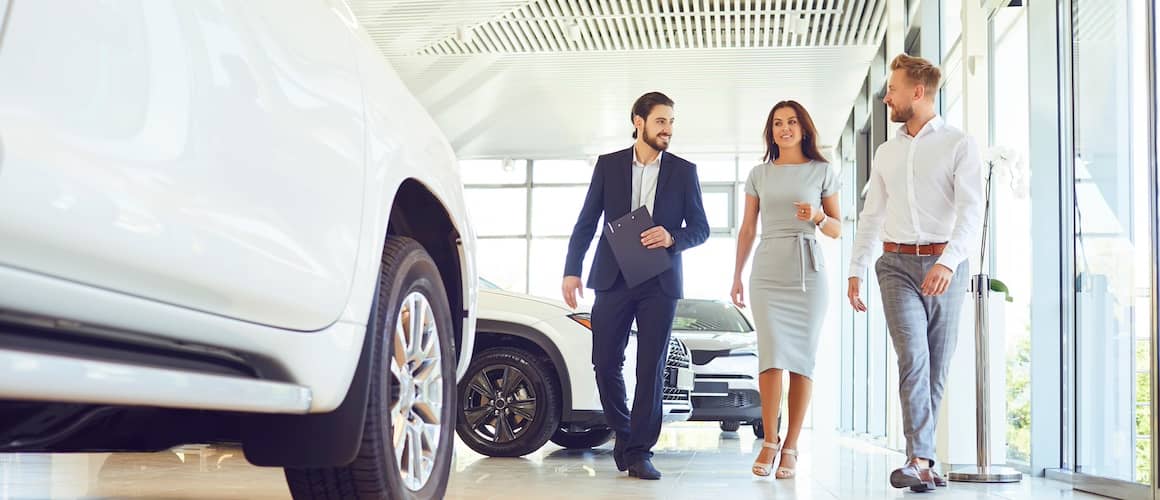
0, 423, 1099, 499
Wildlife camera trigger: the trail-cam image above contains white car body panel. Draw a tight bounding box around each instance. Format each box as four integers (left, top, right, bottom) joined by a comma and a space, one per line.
0, 349, 313, 414
0, 0, 364, 330
339, 16, 477, 379
0, 0, 476, 412
0, 264, 362, 412
674, 331, 760, 395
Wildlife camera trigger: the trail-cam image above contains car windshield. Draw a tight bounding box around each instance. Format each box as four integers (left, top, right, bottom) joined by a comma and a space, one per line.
671, 300, 753, 332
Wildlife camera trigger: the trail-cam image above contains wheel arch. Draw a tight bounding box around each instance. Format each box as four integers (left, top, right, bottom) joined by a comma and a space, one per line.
472, 320, 578, 422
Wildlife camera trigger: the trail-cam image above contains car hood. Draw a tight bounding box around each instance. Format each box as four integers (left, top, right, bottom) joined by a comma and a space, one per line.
477, 288, 580, 323
670, 330, 757, 352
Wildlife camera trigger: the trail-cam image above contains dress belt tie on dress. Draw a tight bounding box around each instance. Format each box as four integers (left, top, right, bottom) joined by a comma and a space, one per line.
761, 233, 819, 292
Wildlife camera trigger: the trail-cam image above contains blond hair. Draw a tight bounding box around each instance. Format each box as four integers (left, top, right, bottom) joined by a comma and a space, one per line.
891, 54, 941, 99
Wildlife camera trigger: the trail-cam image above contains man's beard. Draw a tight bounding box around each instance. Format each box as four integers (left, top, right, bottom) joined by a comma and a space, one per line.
890, 105, 914, 123
644, 129, 670, 151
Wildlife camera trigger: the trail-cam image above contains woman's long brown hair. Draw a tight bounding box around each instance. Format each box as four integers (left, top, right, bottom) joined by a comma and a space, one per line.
762, 100, 827, 163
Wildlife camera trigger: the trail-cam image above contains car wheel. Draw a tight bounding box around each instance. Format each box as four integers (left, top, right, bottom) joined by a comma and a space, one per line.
719, 421, 741, 433
549, 426, 615, 449
455, 347, 561, 457
285, 237, 455, 500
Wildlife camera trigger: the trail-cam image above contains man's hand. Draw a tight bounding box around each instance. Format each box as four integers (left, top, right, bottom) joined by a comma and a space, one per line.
847, 277, 867, 312
562, 276, 583, 309
640, 226, 673, 249
921, 264, 954, 296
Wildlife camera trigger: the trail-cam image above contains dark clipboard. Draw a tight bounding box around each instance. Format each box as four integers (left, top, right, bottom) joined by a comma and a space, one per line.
603, 207, 672, 288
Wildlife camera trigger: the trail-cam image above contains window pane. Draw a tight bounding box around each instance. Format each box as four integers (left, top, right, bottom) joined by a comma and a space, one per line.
991, 4, 1033, 466
531, 186, 595, 236
673, 299, 752, 332
683, 155, 738, 182
703, 190, 731, 229
532, 159, 593, 184
529, 238, 594, 304
680, 237, 737, 301
464, 188, 527, 236
941, 0, 961, 58
942, 59, 963, 129
1072, 0, 1153, 484
475, 239, 527, 293
460, 159, 526, 185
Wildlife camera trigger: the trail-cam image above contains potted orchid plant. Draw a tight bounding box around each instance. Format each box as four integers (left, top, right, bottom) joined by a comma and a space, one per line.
981, 145, 1030, 301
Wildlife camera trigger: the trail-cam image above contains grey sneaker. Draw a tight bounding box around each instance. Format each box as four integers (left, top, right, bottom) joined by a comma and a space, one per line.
890, 463, 936, 492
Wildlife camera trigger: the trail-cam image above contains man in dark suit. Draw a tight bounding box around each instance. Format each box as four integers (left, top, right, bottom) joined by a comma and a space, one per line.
562, 92, 709, 480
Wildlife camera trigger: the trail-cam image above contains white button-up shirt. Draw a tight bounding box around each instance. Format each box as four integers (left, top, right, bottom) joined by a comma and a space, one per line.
632, 148, 662, 215
848, 116, 985, 279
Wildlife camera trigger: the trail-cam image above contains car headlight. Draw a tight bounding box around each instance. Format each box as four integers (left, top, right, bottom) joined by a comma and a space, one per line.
568, 313, 592, 330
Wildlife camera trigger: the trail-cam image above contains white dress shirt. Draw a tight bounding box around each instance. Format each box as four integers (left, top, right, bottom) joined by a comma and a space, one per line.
848, 115, 985, 279
632, 148, 662, 215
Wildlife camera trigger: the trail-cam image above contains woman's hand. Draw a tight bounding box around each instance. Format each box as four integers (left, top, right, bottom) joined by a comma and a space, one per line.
793, 201, 821, 223
731, 279, 746, 308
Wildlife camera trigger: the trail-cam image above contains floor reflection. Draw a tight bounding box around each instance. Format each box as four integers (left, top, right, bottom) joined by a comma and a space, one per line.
0, 423, 1099, 499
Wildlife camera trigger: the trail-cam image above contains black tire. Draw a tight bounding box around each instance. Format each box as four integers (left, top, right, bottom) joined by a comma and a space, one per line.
285, 237, 456, 500
455, 347, 561, 457
719, 421, 741, 433
549, 426, 615, 449
752, 420, 765, 439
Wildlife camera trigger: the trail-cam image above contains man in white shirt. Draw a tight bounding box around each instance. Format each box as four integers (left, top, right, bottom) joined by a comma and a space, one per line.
847, 54, 984, 492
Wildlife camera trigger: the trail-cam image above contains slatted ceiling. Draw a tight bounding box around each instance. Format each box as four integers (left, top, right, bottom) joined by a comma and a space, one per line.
353, 0, 886, 56
351, 1, 530, 56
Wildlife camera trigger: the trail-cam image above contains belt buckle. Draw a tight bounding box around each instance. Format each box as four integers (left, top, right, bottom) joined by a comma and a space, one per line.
914, 245, 928, 257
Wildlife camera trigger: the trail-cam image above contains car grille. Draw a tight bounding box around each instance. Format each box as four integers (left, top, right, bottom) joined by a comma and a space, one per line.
690, 349, 757, 366
663, 338, 692, 403
692, 389, 761, 409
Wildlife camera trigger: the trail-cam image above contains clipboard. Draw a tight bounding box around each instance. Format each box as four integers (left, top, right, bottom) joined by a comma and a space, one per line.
603, 207, 672, 288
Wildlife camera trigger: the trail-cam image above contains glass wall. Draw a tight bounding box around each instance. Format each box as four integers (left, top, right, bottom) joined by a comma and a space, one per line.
990, 2, 1033, 468
1070, 0, 1154, 486
463, 154, 750, 303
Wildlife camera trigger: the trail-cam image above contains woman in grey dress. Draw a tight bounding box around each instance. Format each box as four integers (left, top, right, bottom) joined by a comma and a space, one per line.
731, 100, 841, 479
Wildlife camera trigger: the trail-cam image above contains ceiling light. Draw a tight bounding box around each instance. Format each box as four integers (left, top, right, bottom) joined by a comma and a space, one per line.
565, 22, 581, 43
456, 25, 474, 45
794, 14, 809, 36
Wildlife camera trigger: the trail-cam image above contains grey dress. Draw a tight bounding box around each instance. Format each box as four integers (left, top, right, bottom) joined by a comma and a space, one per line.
744, 160, 840, 378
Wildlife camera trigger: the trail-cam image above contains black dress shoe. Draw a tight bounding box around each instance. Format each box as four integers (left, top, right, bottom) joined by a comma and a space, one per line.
627, 459, 662, 480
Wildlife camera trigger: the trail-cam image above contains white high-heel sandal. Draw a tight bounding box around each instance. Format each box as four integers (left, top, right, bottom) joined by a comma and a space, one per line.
752, 438, 782, 477
775, 448, 798, 479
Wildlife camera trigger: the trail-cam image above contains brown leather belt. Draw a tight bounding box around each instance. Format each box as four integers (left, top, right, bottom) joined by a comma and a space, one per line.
883, 242, 947, 256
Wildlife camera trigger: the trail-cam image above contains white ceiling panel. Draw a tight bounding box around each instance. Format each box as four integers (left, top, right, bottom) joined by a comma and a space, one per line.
350, 0, 887, 158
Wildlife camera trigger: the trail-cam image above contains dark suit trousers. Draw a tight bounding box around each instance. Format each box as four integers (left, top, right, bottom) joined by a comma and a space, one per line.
590, 275, 678, 464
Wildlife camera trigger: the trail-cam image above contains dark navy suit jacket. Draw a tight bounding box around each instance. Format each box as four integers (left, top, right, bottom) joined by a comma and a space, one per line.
563, 147, 710, 299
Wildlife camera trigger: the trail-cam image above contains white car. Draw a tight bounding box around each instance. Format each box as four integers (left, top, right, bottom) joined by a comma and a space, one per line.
670, 299, 770, 437
456, 280, 693, 457
0, 3, 475, 500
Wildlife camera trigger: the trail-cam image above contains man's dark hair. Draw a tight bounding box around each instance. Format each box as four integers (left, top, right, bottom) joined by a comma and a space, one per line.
630, 92, 674, 139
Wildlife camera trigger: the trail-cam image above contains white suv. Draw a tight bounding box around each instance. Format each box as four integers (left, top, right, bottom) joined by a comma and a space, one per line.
670, 299, 769, 437
457, 280, 693, 457
0, 3, 475, 500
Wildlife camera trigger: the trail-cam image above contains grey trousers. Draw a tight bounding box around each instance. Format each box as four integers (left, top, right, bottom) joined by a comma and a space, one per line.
875, 253, 969, 463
